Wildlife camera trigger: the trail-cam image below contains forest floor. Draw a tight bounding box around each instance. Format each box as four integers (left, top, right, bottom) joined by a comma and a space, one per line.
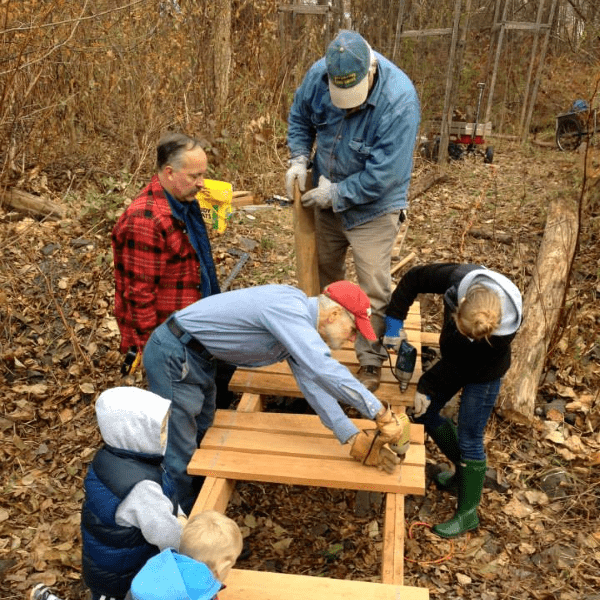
1, 137, 599, 600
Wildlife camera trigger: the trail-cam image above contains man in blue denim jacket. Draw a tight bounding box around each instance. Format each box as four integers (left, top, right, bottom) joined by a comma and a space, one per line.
286, 30, 420, 392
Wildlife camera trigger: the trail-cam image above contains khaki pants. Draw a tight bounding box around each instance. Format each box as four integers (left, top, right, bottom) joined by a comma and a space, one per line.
314, 208, 401, 367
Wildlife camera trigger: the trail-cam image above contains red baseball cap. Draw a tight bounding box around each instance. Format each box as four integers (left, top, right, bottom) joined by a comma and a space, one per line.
323, 280, 377, 341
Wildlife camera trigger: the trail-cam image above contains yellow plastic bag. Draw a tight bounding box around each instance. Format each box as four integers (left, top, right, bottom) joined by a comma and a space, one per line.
196, 179, 233, 234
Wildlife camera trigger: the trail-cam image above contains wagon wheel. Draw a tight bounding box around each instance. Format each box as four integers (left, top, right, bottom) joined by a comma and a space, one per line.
484, 146, 494, 164
556, 117, 583, 151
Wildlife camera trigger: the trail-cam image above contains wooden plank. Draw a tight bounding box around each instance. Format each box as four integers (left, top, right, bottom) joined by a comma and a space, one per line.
230, 354, 423, 383
229, 371, 418, 406
200, 427, 426, 467
212, 410, 426, 444
189, 477, 234, 517
293, 178, 319, 296
221, 569, 429, 600
237, 392, 263, 412
187, 449, 425, 495
278, 4, 332, 15
420, 331, 440, 346
399, 28, 453, 37
382, 493, 404, 585
189, 393, 264, 518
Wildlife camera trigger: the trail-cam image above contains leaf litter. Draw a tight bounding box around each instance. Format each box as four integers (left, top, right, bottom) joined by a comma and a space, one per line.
1, 139, 599, 598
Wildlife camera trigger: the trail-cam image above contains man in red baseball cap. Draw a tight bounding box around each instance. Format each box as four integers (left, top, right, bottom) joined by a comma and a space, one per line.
142, 280, 411, 513
323, 280, 377, 341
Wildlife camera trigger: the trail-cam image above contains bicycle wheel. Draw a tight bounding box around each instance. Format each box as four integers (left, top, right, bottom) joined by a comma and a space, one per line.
556, 117, 583, 151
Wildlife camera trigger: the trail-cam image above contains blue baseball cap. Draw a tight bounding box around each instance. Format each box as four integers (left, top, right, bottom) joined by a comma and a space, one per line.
326, 30, 372, 109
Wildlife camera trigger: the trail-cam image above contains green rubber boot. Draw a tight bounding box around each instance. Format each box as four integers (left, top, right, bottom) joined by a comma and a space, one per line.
427, 420, 461, 492
432, 458, 487, 539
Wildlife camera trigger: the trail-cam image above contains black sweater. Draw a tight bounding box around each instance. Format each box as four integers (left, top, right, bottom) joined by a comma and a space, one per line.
387, 263, 517, 399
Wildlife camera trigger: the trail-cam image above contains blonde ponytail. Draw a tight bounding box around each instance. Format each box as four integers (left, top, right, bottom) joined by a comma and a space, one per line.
454, 284, 501, 341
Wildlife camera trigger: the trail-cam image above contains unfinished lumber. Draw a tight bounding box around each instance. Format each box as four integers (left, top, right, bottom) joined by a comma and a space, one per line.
391, 251, 416, 276
293, 180, 319, 296
188, 410, 425, 495
220, 569, 429, 600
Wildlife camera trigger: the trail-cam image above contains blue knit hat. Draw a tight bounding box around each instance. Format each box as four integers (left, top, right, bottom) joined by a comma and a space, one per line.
326, 30, 372, 109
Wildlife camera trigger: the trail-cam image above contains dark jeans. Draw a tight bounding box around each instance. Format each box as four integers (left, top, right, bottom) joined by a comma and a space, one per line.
143, 321, 217, 515
414, 378, 501, 461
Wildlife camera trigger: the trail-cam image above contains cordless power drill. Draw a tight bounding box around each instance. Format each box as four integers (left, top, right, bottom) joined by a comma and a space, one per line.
394, 339, 417, 392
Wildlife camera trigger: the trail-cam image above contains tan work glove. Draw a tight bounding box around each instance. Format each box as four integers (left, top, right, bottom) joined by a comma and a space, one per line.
375, 405, 411, 456
349, 429, 402, 474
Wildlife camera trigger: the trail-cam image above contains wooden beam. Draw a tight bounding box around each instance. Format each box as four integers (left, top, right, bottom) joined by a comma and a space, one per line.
391, 251, 416, 276
188, 448, 425, 494
278, 4, 333, 15
492, 21, 549, 32
382, 493, 405, 584
293, 179, 320, 296
399, 28, 453, 37
220, 569, 429, 600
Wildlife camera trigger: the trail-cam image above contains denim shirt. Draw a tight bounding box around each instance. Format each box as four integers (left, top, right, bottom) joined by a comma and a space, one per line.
287, 52, 420, 229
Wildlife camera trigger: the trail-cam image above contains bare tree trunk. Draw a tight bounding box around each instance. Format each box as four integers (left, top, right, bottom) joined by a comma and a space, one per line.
211, 0, 232, 119
497, 196, 579, 421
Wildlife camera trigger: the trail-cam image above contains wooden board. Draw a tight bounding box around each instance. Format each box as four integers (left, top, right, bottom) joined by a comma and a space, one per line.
382, 493, 405, 585
188, 411, 426, 495
189, 387, 427, 587
211, 410, 426, 444
220, 569, 429, 600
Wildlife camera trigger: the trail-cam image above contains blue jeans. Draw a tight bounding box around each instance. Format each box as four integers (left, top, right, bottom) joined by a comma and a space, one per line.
414, 378, 501, 461
143, 321, 216, 515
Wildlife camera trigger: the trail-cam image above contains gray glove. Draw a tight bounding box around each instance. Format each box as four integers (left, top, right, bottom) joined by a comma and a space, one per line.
301, 175, 335, 209
413, 391, 431, 418
285, 156, 309, 199
382, 329, 407, 353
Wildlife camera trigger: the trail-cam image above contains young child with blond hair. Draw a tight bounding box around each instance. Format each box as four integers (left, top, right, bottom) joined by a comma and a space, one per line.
383, 263, 522, 539
130, 510, 243, 600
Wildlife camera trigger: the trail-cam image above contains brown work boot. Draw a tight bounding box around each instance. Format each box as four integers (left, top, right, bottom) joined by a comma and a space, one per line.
356, 365, 382, 392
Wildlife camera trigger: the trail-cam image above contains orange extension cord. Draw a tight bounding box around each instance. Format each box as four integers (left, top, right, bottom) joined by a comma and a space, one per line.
404, 521, 456, 565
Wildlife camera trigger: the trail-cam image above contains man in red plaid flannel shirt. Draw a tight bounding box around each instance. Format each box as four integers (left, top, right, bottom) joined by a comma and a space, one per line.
112, 132, 235, 403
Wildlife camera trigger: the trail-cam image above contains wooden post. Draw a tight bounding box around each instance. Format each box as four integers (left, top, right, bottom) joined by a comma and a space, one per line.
438, 0, 464, 165
484, 0, 510, 125
518, 0, 546, 137
521, 0, 559, 144
293, 180, 320, 296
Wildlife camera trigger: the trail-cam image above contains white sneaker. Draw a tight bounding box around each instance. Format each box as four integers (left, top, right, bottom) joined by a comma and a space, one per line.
30, 584, 63, 600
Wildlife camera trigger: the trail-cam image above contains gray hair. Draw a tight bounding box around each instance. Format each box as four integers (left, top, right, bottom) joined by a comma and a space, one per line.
318, 294, 354, 321
157, 132, 203, 171
318, 294, 338, 311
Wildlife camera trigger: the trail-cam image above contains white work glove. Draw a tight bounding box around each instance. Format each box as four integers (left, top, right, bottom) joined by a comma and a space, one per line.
285, 156, 309, 199
382, 316, 407, 352
301, 175, 335, 209
413, 391, 431, 418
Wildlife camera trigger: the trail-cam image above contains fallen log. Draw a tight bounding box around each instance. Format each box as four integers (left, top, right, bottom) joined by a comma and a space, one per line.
408, 167, 447, 201
0, 188, 65, 220
497, 196, 579, 421
468, 228, 513, 244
